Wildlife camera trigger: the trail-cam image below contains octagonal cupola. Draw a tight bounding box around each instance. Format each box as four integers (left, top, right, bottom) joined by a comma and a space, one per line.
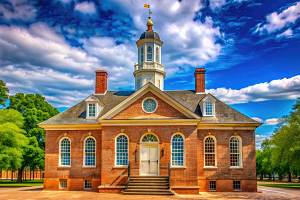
134, 15, 165, 91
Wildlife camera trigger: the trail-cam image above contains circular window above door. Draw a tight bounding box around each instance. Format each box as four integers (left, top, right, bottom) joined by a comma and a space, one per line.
142, 97, 158, 113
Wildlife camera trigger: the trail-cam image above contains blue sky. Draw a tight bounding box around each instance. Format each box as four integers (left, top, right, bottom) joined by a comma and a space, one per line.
0, 0, 299, 147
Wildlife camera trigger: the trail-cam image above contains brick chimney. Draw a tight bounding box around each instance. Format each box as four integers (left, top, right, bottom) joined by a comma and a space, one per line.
95, 70, 108, 94
194, 68, 205, 93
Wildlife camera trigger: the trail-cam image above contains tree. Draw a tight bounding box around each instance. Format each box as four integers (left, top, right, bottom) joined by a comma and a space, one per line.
0, 110, 28, 170
8, 93, 59, 181
271, 99, 300, 182
256, 139, 273, 180
0, 80, 9, 106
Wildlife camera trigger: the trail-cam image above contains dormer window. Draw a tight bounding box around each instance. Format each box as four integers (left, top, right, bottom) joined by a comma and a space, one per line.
88, 103, 96, 117
203, 97, 215, 117
85, 96, 101, 119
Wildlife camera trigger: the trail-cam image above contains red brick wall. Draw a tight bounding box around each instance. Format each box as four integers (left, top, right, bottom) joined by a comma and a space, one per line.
44, 126, 256, 193
95, 70, 107, 94
113, 92, 188, 119
44, 130, 101, 191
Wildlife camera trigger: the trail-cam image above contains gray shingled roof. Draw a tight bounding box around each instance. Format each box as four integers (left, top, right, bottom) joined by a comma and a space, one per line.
40, 90, 258, 125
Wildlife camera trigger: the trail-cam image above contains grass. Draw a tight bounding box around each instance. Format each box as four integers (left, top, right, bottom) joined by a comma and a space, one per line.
0, 179, 43, 187
258, 183, 300, 189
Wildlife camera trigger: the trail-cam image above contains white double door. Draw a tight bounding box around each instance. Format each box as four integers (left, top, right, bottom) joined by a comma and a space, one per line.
140, 143, 159, 176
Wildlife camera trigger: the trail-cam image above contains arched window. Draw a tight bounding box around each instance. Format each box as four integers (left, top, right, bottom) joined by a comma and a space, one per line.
230, 136, 242, 167
156, 47, 160, 62
115, 134, 128, 166
84, 137, 96, 166
60, 138, 71, 166
204, 136, 216, 167
142, 134, 158, 142
147, 45, 153, 61
171, 134, 184, 167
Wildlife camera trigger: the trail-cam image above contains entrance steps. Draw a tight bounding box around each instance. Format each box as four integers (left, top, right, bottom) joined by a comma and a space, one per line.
122, 176, 173, 195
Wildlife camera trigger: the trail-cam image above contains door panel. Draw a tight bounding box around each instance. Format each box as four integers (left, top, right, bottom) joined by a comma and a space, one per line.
140, 143, 159, 176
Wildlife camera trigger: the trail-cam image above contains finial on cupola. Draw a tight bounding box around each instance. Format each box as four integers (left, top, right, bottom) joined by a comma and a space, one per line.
144, 3, 153, 32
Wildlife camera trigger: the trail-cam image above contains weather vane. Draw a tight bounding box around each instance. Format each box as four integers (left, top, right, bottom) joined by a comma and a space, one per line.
144, 3, 152, 18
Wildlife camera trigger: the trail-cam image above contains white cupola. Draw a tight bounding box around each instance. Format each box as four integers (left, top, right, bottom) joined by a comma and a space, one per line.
134, 15, 165, 90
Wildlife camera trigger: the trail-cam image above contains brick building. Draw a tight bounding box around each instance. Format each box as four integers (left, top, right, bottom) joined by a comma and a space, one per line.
40, 16, 260, 194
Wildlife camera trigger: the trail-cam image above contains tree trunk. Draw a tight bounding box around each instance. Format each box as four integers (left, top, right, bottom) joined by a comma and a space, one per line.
33, 168, 35, 180
260, 174, 263, 180
17, 168, 24, 183
288, 171, 292, 182
11, 170, 13, 181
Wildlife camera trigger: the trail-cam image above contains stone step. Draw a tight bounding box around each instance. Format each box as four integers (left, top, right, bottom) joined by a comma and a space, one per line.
122, 191, 173, 195
127, 185, 169, 189
130, 176, 169, 179
128, 182, 169, 186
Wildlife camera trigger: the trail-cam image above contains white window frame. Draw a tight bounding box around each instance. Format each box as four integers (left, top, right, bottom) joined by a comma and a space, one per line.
59, 137, 71, 167
203, 99, 215, 117
83, 136, 96, 168
115, 133, 129, 167
170, 133, 185, 168
86, 102, 98, 119
146, 44, 153, 61
203, 135, 217, 168
229, 136, 243, 168
155, 46, 160, 63
83, 179, 92, 190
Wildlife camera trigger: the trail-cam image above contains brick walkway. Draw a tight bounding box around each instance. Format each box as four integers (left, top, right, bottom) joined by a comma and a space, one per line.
0, 186, 299, 200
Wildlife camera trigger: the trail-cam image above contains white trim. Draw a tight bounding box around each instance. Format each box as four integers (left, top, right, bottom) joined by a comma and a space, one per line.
170, 132, 185, 168
83, 136, 96, 168
114, 133, 129, 167
229, 135, 243, 168
86, 102, 98, 119
203, 135, 217, 168
142, 97, 158, 113
58, 137, 71, 167
203, 98, 215, 117
139, 132, 160, 176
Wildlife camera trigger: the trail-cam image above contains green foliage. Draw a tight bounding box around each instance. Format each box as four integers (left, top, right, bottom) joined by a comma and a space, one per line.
0, 109, 24, 128
0, 122, 28, 170
0, 80, 9, 106
9, 93, 59, 133
257, 99, 300, 180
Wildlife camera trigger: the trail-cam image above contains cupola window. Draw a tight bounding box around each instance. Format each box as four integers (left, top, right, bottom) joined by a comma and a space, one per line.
147, 45, 153, 61
141, 46, 144, 63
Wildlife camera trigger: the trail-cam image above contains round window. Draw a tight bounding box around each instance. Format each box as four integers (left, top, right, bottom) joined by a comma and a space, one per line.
142, 98, 157, 113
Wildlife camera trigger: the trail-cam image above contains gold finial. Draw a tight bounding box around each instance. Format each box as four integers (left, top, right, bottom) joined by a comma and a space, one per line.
144, 3, 153, 32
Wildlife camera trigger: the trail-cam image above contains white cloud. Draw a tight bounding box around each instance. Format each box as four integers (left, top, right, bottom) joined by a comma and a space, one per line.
209, 0, 226, 10
251, 117, 263, 123
254, 2, 300, 37
107, 0, 222, 74
208, 75, 300, 104
74, 1, 96, 14
265, 118, 283, 125
0, 22, 137, 107
255, 134, 270, 149
0, 0, 36, 21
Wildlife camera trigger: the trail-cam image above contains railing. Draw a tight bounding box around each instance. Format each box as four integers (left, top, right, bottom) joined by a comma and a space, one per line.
127, 161, 130, 182
168, 162, 171, 188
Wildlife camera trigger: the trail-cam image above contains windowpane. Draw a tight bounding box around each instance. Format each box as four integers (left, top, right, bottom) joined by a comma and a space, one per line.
172, 134, 184, 166
59, 179, 67, 189
84, 180, 92, 189
116, 135, 128, 166
85, 138, 96, 166
233, 180, 241, 191
204, 137, 215, 167
205, 101, 213, 116
88, 104, 96, 117
60, 138, 70, 166
209, 181, 216, 191
141, 46, 144, 63
230, 137, 241, 167
147, 45, 153, 61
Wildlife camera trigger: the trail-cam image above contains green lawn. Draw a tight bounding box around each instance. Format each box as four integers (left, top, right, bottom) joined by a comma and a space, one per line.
0, 179, 43, 187
258, 183, 300, 189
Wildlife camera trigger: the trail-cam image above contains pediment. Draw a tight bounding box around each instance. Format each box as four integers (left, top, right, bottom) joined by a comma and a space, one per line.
100, 83, 200, 120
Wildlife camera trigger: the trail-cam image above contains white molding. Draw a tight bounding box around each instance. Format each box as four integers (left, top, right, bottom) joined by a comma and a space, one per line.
58, 137, 71, 167
114, 133, 129, 167
142, 97, 158, 113
170, 132, 185, 168
83, 136, 96, 168
203, 97, 215, 117
203, 135, 217, 168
